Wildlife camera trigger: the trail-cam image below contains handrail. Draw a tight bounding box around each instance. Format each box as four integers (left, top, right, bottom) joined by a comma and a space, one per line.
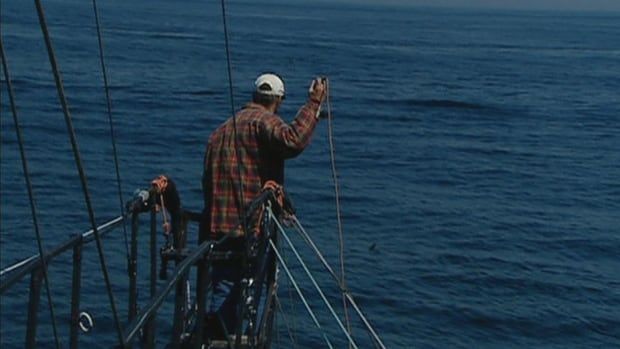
0, 216, 124, 293
0, 186, 383, 349
123, 237, 224, 344
0, 255, 38, 277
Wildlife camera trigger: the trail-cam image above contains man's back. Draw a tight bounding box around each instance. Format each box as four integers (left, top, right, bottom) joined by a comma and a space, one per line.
202, 97, 321, 239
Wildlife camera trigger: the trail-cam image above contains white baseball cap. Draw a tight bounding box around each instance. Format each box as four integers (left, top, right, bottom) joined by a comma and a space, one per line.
254, 73, 285, 97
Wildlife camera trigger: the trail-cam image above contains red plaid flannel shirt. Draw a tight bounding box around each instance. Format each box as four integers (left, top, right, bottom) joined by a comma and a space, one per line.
203, 98, 320, 239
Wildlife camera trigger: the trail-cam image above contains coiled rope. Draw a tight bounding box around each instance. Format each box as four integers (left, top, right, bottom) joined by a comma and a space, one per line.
0, 36, 62, 349
33, 0, 125, 345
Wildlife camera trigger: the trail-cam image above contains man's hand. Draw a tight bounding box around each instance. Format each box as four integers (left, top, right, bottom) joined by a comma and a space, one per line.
308, 77, 326, 103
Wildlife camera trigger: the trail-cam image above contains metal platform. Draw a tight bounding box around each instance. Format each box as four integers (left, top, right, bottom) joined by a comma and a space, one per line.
208, 335, 257, 349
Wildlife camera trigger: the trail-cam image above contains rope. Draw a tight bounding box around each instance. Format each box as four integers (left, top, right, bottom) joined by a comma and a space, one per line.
324, 78, 353, 340
269, 208, 359, 349
269, 239, 335, 349
91, 0, 131, 270
33, 0, 125, 345
0, 36, 62, 349
290, 216, 387, 349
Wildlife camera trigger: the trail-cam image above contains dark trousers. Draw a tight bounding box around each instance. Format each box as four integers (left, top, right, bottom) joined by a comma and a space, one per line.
207, 261, 242, 338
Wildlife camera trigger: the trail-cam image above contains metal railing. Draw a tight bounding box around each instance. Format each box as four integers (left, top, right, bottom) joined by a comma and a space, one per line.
0, 189, 282, 348
0, 215, 124, 348
1, 187, 387, 348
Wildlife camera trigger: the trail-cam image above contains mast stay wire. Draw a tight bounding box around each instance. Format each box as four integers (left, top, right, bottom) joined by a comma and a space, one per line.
219, 0, 247, 235
0, 37, 62, 349
324, 78, 353, 342
33, 0, 125, 345
290, 215, 387, 349
269, 239, 335, 349
218, 3, 254, 348
274, 295, 298, 348
281, 243, 298, 348
91, 0, 131, 271
269, 208, 360, 349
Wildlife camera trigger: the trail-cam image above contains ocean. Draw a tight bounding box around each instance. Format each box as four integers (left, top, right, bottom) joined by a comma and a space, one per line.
1, 0, 619, 347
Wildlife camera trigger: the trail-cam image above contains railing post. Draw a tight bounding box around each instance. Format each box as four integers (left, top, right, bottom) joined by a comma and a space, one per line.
259, 222, 278, 346
69, 234, 83, 349
170, 214, 188, 348
128, 211, 139, 322
193, 215, 211, 349
169, 271, 187, 349
193, 260, 209, 349
143, 201, 157, 348
25, 267, 44, 349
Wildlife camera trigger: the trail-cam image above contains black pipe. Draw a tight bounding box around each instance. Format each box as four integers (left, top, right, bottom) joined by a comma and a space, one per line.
69, 235, 83, 349
25, 268, 44, 349
194, 200, 212, 349
1, 36, 62, 349
193, 261, 209, 349
128, 211, 139, 322
123, 240, 218, 344
170, 211, 188, 348
33, 0, 124, 344
144, 203, 157, 347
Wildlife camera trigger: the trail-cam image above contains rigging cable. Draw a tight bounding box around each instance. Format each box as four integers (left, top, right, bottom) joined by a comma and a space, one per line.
281, 242, 298, 348
325, 78, 353, 342
268, 239, 335, 349
274, 295, 298, 347
218, 3, 252, 347
33, 0, 125, 345
290, 216, 387, 349
91, 0, 131, 270
219, 0, 247, 235
269, 207, 359, 349
0, 36, 62, 349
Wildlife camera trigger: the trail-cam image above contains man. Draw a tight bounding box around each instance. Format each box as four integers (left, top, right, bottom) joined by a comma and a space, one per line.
201, 73, 326, 338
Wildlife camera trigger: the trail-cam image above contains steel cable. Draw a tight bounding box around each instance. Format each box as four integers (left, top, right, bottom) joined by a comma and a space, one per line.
282, 243, 298, 348
0, 36, 62, 349
33, 0, 125, 345
269, 239, 335, 349
290, 215, 387, 349
219, 0, 247, 234
269, 208, 359, 349
274, 295, 297, 347
91, 0, 131, 270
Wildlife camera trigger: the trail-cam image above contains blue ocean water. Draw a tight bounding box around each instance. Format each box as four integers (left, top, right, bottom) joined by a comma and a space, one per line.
1, 0, 620, 347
